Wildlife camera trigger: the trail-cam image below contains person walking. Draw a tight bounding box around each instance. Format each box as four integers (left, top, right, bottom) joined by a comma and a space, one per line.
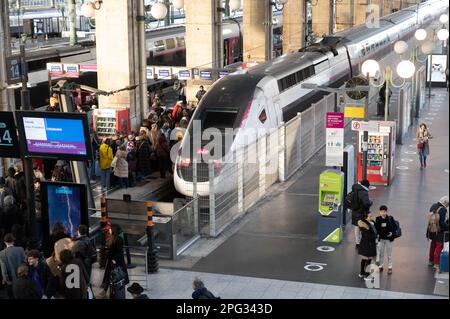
358, 212, 378, 279
350, 180, 373, 249
72, 224, 97, 280
0, 233, 27, 299
195, 86, 207, 103
113, 144, 129, 189
375, 206, 397, 275
416, 123, 433, 169
12, 264, 41, 300
99, 138, 114, 192
27, 249, 57, 299
99, 224, 129, 299
427, 196, 449, 271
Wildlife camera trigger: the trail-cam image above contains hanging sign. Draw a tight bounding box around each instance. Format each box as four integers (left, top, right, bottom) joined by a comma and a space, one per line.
47, 63, 64, 77
63, 64, 80, 78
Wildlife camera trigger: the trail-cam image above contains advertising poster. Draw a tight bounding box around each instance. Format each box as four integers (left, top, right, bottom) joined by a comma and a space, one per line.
326, 113, 345, 167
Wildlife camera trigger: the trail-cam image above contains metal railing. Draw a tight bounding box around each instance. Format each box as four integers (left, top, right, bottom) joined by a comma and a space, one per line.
171, 197, 201, 257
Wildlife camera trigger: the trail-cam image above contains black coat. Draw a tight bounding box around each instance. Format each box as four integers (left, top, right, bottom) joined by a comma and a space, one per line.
136, 140, 152, 176
351, 184, 373, 226
60, 258, 89, 299
375, 216, 396, 241
12, 277, 41, 299
31, 259, 58, 298
1, 204, 23, 234
358, 219, 377, 258
101, 236, 129, 288
427, 203, 449, 242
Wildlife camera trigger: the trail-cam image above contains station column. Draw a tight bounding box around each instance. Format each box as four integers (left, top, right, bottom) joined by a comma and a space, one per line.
283, 0, 305, 53
95, 0, 144, 129
312, 0, 331, 38
185, 0, 222, 102
243, 0, 272, 63
0, 0, 11, 112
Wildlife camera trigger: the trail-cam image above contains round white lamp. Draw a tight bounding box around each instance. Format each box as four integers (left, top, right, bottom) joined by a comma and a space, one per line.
229, 0, 242, 11
421, 41, 434, 55
361, 59, 380, 78
151, 2, 168, 20
440, 14, 449, 24
394, 41, 408, 55
397, 60, 416, 79
172, 0, 184, 10
437, 28, 449, 41
81, 3, 95, 18
415, 29, 428, 41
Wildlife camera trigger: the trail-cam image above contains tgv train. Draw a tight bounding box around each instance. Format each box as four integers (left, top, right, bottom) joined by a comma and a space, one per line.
174, 0, 449, 197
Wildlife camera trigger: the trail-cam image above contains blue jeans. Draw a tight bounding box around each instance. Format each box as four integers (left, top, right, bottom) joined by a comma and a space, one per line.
118, 177, 129, 189
100, 168, 111, 190
419, 147, 427, 165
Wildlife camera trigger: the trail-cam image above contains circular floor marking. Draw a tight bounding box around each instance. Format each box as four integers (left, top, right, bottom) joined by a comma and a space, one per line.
405, 151, 416, 155
401, 159, 413, 163
408, 144, 415, 148
369, 186, 377, 190
304, 264, 324, 272
397, 166, 409, 170
317, 246, 336, 253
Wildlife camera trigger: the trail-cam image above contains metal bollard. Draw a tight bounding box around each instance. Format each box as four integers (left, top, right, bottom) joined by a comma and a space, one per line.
146, 201, 159, 274
99, 196, 108, 268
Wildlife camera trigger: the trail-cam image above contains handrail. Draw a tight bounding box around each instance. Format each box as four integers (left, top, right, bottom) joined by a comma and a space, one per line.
172, 197, 199, 217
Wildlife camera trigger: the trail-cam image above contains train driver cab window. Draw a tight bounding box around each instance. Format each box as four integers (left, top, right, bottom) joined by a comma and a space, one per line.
166, 38, 176, 50
176, 37, 186, 48
259, 109, 267, 124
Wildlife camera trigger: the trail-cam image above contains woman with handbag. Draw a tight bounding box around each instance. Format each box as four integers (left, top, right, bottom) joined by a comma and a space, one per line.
416, 123, 433, 169
99, 224, 129, 299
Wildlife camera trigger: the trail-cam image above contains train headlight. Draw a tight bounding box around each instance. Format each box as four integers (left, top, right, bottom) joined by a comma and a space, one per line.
179, 158, 191, 167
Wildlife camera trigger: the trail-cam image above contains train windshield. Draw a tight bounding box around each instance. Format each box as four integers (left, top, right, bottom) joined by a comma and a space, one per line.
202, 109, 238, 131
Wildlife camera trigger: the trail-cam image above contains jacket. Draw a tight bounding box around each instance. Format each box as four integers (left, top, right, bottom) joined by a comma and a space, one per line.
113, 149, 129, 178
101, 236, 129, 289
136, 140, 152, 176
1, 204, 23, 234
416, 128, 432, 155
426, 204, 449, 242
99, 144, 113, 170
12, 277, 41, 299
358, 219, 377, 258
59, 258, 89, 299
351, 184, 373, 226
13, 172, 27, 203
30, 259, 58, 298
0, 246, 27, 283
375, 216, 396, 241
192, 287, 218, 299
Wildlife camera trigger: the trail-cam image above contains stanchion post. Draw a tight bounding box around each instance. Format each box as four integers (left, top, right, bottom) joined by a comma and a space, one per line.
146, 201, 159, 273
99, 196, 108, 268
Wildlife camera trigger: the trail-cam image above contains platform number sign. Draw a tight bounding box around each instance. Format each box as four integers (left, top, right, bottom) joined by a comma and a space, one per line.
0, 112, 20, 158
6, 56, 22, 85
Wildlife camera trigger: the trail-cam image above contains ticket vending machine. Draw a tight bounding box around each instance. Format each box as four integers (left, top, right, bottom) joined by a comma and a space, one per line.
318, 170, 345, 244
357, 121, 396, 186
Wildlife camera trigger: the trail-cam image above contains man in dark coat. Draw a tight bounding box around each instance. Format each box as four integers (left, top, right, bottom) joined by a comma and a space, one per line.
72, 224, 97, 280
351, 180, 373, 249
136, 134, 152, 178
12, 264, 41, 299
27, 249, 58, 299
0, 233, 27, 299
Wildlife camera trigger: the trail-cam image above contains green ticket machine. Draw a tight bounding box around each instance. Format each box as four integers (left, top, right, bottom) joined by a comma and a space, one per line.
318, 170, 345, 244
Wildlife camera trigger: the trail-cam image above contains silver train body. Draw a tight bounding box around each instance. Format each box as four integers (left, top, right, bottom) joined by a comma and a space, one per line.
175, 0, 449, 197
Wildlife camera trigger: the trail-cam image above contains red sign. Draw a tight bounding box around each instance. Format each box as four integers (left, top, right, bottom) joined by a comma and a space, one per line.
79, 64, 97, 72
326, 112, 344, 129
352, 121, 361, 131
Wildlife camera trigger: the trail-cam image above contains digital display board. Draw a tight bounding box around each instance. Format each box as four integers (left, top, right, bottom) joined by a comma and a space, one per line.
40, 182, 88, 256
15, 111, 93, 161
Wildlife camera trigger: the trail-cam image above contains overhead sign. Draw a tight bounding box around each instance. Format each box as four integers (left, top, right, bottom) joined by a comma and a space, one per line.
63, 64, 80, 78
47, 63, 64, 77
79, 64, 97, 73
344, 106, 366, 118
155, 67, 172, 79
0, 112, 20, 158
173, 68, 192, 80
146, 67, 154, 79
218, 70, 230, 78
5, 56, 22, 85
199, 70, 213, 81
326, 112, 344, 167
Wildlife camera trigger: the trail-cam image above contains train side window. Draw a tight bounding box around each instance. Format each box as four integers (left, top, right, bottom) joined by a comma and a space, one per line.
259, 109, 267, 124
176, 37, 185, 48
166, 38, 176, 50
154, 40, 165, 52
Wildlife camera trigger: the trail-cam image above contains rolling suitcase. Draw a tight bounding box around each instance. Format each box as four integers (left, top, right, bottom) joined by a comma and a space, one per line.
440, 232, 449, 273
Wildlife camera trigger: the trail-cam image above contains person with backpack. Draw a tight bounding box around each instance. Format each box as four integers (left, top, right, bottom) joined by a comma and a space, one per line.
427, 196, 449, 271
72, 225, 97, 280
192, 278, 219, 299
375, 206, 398, 275
348, 180, 373, 249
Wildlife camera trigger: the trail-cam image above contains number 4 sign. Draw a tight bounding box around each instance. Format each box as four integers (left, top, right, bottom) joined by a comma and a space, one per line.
0, 112, 20, 158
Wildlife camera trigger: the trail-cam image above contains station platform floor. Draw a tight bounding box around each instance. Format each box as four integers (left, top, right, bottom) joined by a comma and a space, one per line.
185, 88, 449, 297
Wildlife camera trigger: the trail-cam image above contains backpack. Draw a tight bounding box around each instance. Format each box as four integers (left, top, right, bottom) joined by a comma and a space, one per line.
428, 207, 443, 234
345, 190, 360, 210
390, 216, 402, 239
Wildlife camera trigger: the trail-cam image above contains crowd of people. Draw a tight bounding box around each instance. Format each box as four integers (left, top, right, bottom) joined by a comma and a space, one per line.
349, 179, 449, 279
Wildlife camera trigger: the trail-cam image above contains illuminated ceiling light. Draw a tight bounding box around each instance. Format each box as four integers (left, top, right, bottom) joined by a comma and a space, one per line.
229, 0, 242, 11
414, 29, 427, 41
440, 14, 449, 24
397, 60, 416, 79
151, 2, 168, 20
437, 28, 449, 41
421, 41, 434, 55
394, 41, 408, 55
361, 59, 380, 77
